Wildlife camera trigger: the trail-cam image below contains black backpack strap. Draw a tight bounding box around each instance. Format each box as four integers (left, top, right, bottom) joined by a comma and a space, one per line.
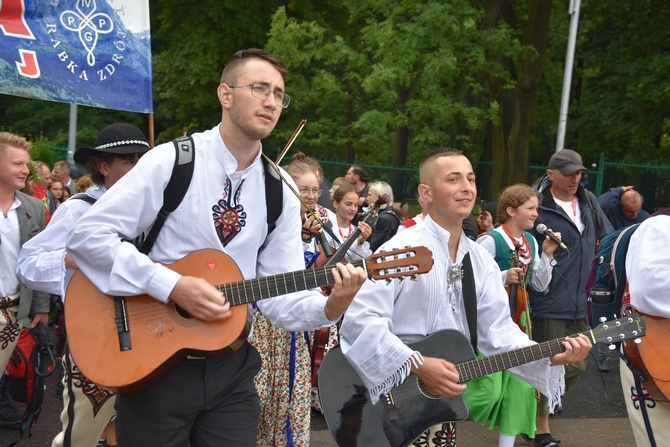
69, 193, 97, 205
140, 136, 195, 255
461, 252, 478, 353
261, 154, 283, 235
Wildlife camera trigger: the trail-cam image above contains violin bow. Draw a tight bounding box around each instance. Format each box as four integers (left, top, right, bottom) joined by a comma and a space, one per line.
260, 153, 336, 240
275, 119, 307, 165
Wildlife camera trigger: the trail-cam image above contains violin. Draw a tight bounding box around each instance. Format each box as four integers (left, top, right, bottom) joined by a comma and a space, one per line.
313, 195, 387, 268
506, 246, 532, 337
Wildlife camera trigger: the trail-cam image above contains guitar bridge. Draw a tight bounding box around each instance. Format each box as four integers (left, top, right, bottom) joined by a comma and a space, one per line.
381, 392, 399, 420
113, 296, 132, 351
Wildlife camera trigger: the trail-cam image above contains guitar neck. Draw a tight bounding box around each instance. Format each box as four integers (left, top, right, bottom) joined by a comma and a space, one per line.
456, 334, 582, 383
324, 203, 381, 267
216, 259, 366, 306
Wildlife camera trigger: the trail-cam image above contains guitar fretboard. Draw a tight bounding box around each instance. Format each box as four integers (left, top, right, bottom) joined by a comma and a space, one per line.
457, 335, 578, 383
216, 259, 367, 306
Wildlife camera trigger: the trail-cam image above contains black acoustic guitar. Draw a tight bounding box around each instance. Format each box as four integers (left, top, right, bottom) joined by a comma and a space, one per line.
318, 315, 646, 447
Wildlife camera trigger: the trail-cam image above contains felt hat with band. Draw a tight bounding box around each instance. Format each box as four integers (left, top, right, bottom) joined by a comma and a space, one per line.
74, 123, 150, 165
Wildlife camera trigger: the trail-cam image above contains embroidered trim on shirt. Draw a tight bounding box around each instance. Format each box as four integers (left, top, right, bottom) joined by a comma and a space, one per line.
212, 176, 246, 247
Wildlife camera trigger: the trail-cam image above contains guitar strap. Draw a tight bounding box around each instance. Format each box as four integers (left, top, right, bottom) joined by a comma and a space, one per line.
462, 252, 478, 353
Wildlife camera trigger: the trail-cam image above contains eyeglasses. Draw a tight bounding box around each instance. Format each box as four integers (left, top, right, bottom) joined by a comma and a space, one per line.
228, 83, 291, 109
299, 188, 322, 198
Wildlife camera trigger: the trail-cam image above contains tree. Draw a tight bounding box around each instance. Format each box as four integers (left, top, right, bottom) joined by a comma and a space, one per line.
568, 0, 670, 165
149, 0, 283, 142
266, 0, 521, 169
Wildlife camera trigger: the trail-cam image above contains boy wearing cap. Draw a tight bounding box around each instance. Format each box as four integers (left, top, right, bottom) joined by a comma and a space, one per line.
17, 123, 151, 447
528, 149, 613, 447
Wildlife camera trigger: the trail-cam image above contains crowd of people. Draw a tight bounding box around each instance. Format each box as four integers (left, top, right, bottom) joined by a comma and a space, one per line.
0, 47, 667, 447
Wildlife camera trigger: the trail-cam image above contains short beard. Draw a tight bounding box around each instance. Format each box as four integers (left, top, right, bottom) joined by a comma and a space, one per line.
229, 105, 274, 141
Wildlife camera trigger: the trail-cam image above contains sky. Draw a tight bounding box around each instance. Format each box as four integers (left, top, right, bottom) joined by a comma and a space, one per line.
105, 0, 150, 34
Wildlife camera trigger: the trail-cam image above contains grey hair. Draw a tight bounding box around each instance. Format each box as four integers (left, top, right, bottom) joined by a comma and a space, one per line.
368, 181, 393, 208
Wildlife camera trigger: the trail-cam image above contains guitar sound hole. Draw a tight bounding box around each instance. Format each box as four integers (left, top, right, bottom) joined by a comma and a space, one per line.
417, 379, 441, 399
166, 302, 203, 327
175, 305, 193, 319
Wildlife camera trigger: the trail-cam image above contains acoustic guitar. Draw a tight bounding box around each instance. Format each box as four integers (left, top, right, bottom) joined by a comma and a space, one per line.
318, 315, 646, 447
624, 312, 670, 403
65, 247, 433, 391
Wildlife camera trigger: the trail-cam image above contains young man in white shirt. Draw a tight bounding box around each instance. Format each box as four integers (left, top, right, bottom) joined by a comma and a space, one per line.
338, 148, 592, 447
65, 48, 367, 447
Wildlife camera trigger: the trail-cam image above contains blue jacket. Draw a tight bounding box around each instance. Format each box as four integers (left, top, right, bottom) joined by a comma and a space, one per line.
597, 187, 650, 230
529, 179, 613, 320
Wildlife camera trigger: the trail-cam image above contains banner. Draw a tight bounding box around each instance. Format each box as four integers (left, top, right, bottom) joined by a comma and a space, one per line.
0, 0, 152, 113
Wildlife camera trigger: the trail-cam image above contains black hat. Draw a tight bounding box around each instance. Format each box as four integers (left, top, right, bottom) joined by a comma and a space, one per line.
74, 123, 150, 165
548, 149, 587, 175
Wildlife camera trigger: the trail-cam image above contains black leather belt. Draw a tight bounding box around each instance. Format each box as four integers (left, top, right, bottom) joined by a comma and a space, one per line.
0, 297, 20, 309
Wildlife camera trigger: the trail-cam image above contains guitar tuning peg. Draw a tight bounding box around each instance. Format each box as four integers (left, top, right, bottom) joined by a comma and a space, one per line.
410, 274, 419, 280
634, 338, 642, 344
608, 344, 616, 350
385, 278, 392, 284
599, 316, 607, 323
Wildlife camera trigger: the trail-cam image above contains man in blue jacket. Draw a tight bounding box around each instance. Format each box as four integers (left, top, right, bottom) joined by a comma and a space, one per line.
529, 149, 613, 447
597, 185, 650, 230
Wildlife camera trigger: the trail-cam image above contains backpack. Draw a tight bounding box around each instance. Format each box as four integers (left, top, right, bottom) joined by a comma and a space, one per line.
585, 207, 670, 327
74, 136, 283, 255
5, 322, 56, 444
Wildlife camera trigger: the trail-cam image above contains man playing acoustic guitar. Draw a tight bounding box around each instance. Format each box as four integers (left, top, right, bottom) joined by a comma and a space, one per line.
65, 49, 368, 447
337, 148, 592, 447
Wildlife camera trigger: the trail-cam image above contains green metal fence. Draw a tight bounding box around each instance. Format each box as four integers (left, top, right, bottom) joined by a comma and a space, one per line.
316, 155, 670, 214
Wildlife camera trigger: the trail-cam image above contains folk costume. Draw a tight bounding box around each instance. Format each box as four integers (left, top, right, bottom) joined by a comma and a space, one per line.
18, 124, 154, 447
67, 125, 341, 446
464, 226, 553, 438
340, 216, 565, 446
250, 203, 332, 446
17, 185, 117, 447
0, 191, 48, 373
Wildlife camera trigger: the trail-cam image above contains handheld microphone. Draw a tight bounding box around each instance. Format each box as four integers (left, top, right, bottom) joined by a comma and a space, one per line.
536, 223, 568, 250
318, 221, 334, 257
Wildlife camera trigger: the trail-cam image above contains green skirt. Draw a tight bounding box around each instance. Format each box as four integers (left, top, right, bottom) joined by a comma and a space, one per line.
463, 367, 537, 437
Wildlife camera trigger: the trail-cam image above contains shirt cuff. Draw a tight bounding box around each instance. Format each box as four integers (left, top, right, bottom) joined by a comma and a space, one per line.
146, 264, 181, 303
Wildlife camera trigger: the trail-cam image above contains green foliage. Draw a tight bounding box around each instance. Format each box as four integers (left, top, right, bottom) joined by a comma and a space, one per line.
267, 0, 522, 166
28, 134, 56, 166
1, 0, 668, 176
566, 0, 670, 165
150, 0, 283, 141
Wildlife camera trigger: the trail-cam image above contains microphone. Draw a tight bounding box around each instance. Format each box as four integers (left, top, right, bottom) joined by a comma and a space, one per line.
536, 223, 568, 250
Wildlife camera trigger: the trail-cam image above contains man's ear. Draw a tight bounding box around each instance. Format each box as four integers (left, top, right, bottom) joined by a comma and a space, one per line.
418, 183, 432, 203
97, 161, 109, 177
217, 83, 232, 109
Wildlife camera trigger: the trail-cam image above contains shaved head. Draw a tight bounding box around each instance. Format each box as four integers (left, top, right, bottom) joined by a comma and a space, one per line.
621, 189, 643, 220
419, 148, 464, 185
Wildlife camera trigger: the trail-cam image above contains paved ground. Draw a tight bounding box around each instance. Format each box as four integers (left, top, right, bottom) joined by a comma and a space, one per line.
0, 344, 634, 446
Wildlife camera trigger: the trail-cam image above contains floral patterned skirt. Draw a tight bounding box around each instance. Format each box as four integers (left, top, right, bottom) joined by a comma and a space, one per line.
249, 308, 312, 447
